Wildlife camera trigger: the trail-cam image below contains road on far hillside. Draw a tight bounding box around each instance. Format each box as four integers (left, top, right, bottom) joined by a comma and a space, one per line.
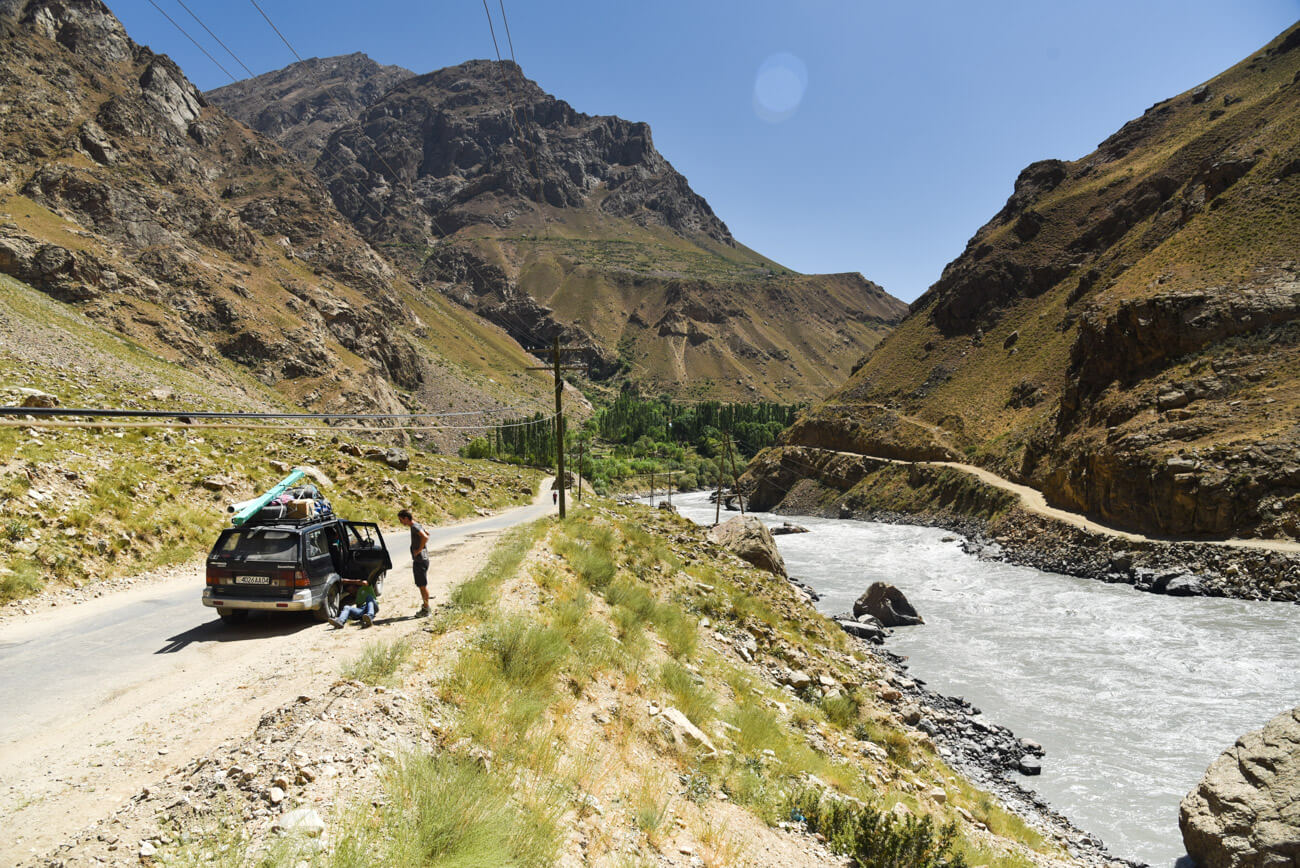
0, 481, 558, 864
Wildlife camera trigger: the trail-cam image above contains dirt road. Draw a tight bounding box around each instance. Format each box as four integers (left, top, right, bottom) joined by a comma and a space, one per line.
0, 483, 556, 864
800, 446, 1300, 553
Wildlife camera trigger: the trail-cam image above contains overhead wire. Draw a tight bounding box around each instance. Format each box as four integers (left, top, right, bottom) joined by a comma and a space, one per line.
143, 0, 238, 83
248, 0, 303, 62
174, 0, 255, 78
496, 0, 517, 64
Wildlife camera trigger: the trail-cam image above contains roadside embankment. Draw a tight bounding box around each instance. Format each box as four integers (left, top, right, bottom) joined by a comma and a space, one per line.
32, 500, 1116, 867
744, 446, 1300, 603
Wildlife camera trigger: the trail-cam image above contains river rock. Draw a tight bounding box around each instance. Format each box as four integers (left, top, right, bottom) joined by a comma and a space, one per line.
1180, 705, 1300, 868
1017, 756, 1042, 776
852, 582, 924, 627
706, 516, 786, 576
1159, 572, 1203, 596
836, 618, 887, 644
770, 522, 810, 535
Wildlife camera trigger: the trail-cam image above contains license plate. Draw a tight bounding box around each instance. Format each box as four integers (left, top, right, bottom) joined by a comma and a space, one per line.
236, 575, 271, 585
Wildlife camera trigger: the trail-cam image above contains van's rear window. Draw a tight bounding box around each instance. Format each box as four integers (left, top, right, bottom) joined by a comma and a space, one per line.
218, 529, 299, 561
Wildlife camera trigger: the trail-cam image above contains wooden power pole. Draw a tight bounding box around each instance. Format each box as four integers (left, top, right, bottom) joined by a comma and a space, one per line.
714, 433, 726, 526
526, 336, 587, 520
552, 335, 566, 519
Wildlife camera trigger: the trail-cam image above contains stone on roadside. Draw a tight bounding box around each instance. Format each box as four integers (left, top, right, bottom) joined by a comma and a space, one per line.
19, 389, 59, 408
853, 582, 924, 627
706, 516, 786, 576
275, 807, 326, 837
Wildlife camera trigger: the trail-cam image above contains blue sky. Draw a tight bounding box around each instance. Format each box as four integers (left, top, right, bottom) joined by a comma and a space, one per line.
112, 0, 1299, 302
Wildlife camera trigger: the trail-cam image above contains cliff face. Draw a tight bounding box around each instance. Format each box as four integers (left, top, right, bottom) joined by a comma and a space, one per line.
212, 58, 906, 401
206, 53, 414, 163
759, 23, 1300, 539
0, 2, 554, 444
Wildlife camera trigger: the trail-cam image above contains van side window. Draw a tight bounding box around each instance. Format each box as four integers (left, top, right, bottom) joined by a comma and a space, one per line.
306, 530, 327, 559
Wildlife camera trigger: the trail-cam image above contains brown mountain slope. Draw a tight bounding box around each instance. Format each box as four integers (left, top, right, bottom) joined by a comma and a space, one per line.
212, 58, 906, 401
205, 53, 414, 164
0, 1, 555, 448
758, 22, 1300, 539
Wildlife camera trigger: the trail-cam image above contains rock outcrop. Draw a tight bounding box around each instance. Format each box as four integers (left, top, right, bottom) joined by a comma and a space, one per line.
1180, 706, 1300, 868
751, 21, 1300, 538
707, 516, 787, 577
853, 582, 924, 627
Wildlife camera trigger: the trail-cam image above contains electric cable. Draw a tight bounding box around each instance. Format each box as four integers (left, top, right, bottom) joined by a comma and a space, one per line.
143, 0, 238, 82
174, 0, 255, 77
248, 0, 303, 62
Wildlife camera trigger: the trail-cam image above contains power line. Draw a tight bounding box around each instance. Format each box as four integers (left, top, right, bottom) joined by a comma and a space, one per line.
248, 0, 303, 62
0, 405, 536, 421
497, 0, 517, 64
0, 411, 558, 434
480, 0, 504, 62
174, 0, 255, 78
143, 0, 238, 83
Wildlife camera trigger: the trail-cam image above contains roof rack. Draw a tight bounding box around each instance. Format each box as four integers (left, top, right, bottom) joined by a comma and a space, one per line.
240, 507, 336, 528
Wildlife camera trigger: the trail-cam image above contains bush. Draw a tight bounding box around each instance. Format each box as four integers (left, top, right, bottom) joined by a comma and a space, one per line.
459, 437, 493, 459
820, 693, 862, 730
0, 560, 43, 604
784, 787, 968, 868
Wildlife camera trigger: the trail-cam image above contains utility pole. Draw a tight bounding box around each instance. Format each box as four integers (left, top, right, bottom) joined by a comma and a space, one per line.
553, 335, 565, 518
714, 434, 725, 526
650, 467, 655, 507
525, 337, 587, 520
576, 439, 584, 501
726, 433, 746, 515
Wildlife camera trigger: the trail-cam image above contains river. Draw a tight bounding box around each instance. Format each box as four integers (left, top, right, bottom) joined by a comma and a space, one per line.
663, 491, 1300, 867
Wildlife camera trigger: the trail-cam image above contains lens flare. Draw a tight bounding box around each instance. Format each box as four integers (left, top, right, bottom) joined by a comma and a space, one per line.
753, 52, 808, 123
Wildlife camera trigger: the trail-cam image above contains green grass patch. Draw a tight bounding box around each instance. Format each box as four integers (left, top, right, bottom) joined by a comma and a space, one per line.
331, 752, 561, 868
343, 636, 413, 686
660, 660, 715, 726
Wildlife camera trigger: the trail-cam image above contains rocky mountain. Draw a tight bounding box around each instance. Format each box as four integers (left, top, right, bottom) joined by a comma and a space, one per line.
752, 23, 1300, 539
0, 0, 555, 449
211, 58, 906, 401
206, 53, 414, 163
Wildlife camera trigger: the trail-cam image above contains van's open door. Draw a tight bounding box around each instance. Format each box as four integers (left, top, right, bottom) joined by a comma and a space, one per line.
343, 521, 392, 583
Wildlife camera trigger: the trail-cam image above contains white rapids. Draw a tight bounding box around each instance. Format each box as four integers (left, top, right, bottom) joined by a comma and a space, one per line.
664, 491, 1300, 867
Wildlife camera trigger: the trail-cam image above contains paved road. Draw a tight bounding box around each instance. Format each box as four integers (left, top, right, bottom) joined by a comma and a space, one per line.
0, 494, 556, 749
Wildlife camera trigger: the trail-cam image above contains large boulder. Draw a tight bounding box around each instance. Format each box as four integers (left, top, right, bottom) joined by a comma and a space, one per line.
1180, 706, 1300, 868
707, 516, 786, 576
852, 582, 924, 627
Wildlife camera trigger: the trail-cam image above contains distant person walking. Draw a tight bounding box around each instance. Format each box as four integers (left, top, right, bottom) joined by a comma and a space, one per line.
552, 490, 558, 505
398, 508, 431, 617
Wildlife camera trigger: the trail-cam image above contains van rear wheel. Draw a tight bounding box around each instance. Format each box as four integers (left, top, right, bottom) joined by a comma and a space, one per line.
315, 583, 342, 622
373, 571, 386, 597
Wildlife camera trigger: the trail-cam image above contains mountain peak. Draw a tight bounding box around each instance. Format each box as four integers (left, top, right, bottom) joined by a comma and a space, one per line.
207, 52, 414, 163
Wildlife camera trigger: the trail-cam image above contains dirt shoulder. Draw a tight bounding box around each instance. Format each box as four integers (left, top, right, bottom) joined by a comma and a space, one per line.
0, 484, 554, 865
